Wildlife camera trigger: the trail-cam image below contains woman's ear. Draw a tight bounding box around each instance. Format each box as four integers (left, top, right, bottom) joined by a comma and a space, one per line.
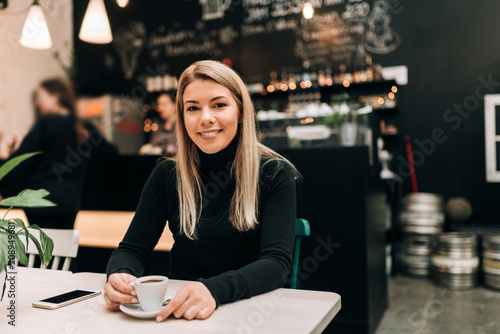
238, 111, 243, 124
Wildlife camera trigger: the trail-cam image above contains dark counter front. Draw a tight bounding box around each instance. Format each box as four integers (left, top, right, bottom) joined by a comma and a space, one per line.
81, 147, 387, 334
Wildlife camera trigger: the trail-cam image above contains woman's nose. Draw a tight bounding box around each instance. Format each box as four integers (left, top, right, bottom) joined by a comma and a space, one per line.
200, 107, 215, 125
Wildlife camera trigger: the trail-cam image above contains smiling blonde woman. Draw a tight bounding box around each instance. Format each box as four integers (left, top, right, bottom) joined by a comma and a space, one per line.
105, 60, 299, 322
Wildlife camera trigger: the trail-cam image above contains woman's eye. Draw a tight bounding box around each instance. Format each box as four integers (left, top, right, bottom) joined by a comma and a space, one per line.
213, 103, 226, 109
186, 106, 199, 112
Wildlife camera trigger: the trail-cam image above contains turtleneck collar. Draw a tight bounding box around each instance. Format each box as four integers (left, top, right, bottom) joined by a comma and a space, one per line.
197, 133, 239, 172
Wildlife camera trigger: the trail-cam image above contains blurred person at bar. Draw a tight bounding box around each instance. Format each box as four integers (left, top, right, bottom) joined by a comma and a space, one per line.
139, 90, 177, 155
0, 77, 118, 229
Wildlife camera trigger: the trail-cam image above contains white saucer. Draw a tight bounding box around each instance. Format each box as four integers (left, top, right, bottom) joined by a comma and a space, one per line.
120, 296, 173, 319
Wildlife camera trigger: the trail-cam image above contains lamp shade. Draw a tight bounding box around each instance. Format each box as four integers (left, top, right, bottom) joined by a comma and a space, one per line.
20, 4, 53, 49
79, 0, 113, 44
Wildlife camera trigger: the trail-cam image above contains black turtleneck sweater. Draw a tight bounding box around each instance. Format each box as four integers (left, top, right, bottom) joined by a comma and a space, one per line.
106, 139, 297, 307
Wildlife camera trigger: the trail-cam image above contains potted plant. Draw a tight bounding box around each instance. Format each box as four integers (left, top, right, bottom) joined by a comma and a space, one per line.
0, 152, 55, 300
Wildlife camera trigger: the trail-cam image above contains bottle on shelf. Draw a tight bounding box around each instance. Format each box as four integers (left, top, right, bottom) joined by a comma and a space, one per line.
365, 55, 374, 82
310, 65, 318, 88
325, 66, 333, 86
344, 60, 353, 84
353, 57, 362, 84
334, 63, 346, 85
318, 68, 326, 87
280, 68, 289, 91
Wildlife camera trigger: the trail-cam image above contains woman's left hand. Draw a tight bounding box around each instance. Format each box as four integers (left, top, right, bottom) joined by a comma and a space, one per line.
156, 282, 216, 322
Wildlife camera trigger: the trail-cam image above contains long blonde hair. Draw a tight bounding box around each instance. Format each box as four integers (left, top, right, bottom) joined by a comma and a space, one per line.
174, 60, 296, 239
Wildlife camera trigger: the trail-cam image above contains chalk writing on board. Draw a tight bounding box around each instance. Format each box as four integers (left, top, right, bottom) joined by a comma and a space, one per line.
113, 21, 146, 80
200, 0, 232, 21
118, 0, 401, 79
365, 0, 401, 54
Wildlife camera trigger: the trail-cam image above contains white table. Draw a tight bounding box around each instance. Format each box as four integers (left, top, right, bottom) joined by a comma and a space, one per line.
0, 268, 341, 333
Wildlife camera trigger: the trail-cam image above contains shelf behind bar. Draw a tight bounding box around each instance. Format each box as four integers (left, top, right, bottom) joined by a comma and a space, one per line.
251, 79, 398, 99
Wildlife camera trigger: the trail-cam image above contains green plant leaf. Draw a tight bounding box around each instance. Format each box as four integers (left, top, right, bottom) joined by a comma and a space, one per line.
27, 225, 54, 266
17, 230, 44, 266
12, 233, 28, 266
0, 189, 57, 208
13, 218, 29, 252
0, 219, 9, 230
0, 152, 41, 182
0, 270, 5, 301
0, 232, 8, 272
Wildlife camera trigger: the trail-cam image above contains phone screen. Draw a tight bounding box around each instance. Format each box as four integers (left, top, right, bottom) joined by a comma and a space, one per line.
40, 290, 96, 304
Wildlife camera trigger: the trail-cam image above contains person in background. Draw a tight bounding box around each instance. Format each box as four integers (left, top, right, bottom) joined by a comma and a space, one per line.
105, 60, 299, 321
139, 90, 177, 155
0, 131, 17, 161
0, 78, 119, 229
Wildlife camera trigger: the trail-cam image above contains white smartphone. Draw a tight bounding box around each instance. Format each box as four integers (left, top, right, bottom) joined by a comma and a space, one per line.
32, 289, 101, 310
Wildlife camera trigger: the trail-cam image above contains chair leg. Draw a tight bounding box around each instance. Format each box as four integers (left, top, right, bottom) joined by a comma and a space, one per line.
28, 254, 35, 268
51, 257, 61, 270
291, 237, 301, 289
61, 258, 72, 272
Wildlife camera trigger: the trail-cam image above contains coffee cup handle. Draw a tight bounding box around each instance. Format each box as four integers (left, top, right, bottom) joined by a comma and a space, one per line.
129, 282, 135, 287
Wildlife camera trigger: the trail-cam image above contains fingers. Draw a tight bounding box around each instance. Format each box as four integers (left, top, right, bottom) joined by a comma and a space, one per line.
104, 282, 138, 305
103, 274, 138, 309
156, 282, 216, 322
110, 273, 137, 296
195, 307, 214, 320
156, 286, 190, 322
104, 291, 120, 311
172, 295, 196, 319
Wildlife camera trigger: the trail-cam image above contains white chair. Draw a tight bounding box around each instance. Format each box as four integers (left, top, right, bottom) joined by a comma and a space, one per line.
1, 209, 80, 271
17, 229, 80, 271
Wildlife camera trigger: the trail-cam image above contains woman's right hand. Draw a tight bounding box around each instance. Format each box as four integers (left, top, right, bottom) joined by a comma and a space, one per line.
104, 273, 138, 311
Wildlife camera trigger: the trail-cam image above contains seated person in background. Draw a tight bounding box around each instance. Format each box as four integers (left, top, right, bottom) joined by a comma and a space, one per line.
105, 60, 299, 322
139, 90, 177, 155
0, 77, 118, 229
0, 131, 18, 160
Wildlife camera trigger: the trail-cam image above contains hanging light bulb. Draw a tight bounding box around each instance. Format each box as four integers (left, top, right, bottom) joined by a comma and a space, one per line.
20, 0, 52, 50
79, 0, 113, 44
116, 0, 129, 8
302, 3, 314, 20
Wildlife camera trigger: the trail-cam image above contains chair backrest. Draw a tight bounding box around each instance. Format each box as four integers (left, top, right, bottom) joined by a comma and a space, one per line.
296, 218, 311, 237
291, 218, 311, 289
0, 209, 28, 222
20, 229, 80, 271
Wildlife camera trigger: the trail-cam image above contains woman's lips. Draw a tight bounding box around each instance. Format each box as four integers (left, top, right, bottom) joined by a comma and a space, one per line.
198, 129, 223, 138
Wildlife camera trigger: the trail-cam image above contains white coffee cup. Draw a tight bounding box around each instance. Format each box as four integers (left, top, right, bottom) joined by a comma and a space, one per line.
129, 275, 169, 312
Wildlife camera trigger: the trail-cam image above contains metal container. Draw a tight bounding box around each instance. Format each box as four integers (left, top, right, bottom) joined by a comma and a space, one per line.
431, 232, 479, 289
401, 235, 434, 276
482, 235, 500, 290
400, 193, 444, 235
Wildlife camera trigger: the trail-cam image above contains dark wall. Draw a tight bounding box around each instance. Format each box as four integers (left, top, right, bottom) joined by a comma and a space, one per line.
73, 0, 500, 222
375, 0, 500, 222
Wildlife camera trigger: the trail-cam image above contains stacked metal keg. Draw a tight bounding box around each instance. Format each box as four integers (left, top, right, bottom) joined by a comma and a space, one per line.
431, 232, 479, 289
400, 193, 445, 276
482, 235, 500, 290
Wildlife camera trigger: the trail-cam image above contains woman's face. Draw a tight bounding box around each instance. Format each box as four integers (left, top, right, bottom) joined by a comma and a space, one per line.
182, 79, 241, 154
34, 86, 60, 115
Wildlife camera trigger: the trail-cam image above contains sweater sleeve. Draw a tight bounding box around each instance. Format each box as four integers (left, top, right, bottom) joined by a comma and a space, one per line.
106, 160, 172, 278
198, 160, 297, 307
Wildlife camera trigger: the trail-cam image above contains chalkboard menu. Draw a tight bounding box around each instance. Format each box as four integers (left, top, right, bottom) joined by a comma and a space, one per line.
73, 0, 400, 95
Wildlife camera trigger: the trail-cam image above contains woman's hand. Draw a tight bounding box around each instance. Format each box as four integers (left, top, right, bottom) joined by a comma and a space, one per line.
156, 282, 216, 322
104, 273, 138, 311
